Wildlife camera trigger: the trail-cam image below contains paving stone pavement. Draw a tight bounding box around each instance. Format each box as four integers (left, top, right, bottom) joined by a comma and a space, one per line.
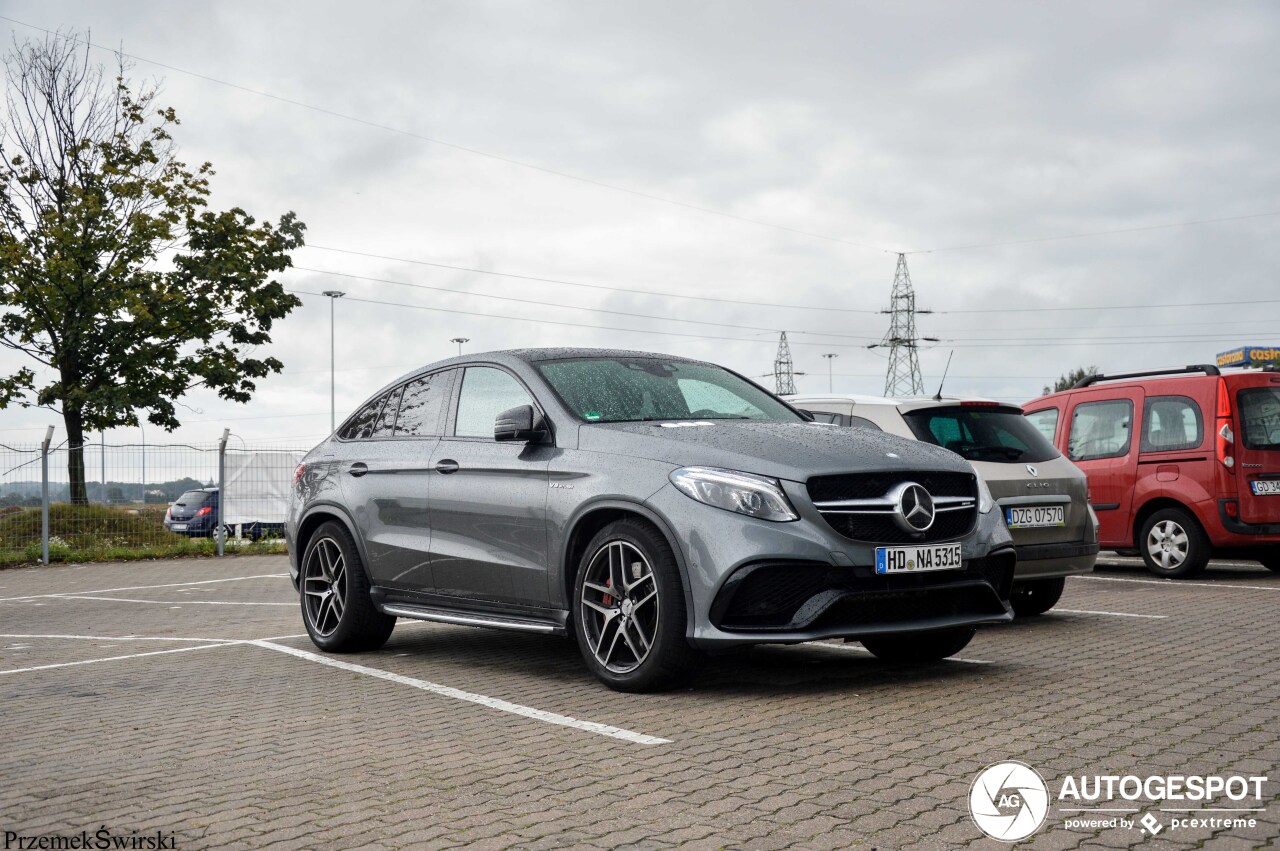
0, 555, 1277, 849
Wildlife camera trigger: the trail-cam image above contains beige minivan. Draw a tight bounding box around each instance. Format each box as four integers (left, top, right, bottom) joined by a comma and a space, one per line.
788, 394, 1099, 616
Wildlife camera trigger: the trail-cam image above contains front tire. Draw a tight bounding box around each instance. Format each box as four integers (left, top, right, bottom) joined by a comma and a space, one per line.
860, 627, 976, 663
572, 519, 698, 692
1139, 508, 1210, 578
1010, 577, 1066, 617
301, 521, 396, 652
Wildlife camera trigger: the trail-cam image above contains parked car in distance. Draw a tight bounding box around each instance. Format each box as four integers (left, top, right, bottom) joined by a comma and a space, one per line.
163, 487, 282, 541
287, 349, 1019, 691
788, 394, 1098, 616
1024, 364, 1280, 578
164, 487, 221, 536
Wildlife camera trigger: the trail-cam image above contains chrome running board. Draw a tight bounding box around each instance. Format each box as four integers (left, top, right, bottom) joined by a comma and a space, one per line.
382, 603, 563, 635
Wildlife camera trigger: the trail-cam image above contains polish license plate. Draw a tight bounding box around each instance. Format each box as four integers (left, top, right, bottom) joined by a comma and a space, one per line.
1005, 505, 1065, 529
875, 543, 962, 574
1251, 480, 1280, 496
170, 523, 187, 531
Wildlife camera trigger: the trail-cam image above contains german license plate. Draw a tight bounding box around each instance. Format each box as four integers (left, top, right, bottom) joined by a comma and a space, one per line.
875, 543, 962, 574
1251, 480, 1280, 496
170, 523, 187, 531
1005, 505, 1065, 528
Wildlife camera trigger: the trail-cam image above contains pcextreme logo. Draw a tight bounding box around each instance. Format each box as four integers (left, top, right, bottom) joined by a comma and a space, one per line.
969, 763, 1271, 843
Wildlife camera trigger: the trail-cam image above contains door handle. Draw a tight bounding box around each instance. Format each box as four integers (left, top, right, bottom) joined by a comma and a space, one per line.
348, 462, 369, 477
435, 459, 460, 474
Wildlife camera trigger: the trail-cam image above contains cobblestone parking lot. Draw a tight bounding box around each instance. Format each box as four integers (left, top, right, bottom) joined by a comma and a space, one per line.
1, 554, 1277, 850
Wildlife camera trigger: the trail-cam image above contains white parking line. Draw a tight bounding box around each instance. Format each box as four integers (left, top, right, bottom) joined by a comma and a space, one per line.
54, 595, 294, 607
0, 642, 232, 675
0, 633, 240, 643
249, 639, 671, 745
1053, 608, 1168, 619
0, 574, 289, 602
1073, 575, 1280, 592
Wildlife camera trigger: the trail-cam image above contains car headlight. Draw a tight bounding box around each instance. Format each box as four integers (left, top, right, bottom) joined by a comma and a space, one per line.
975, 470, 995, 514
669, 466, 799, 522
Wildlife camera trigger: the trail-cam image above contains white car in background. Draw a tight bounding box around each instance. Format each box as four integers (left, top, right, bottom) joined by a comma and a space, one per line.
787, 394, 1099, 616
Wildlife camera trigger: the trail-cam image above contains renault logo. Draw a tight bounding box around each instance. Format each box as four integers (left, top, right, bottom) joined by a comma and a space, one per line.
1026, 464, 1039, 477
889, 482, 935, 533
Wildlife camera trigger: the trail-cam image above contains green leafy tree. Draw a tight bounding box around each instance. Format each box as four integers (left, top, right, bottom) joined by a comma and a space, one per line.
0, 32, 303, 503
1043, 365, 1098, 395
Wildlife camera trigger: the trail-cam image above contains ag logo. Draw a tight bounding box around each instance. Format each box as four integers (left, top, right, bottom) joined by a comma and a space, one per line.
969, 761, 1049, 842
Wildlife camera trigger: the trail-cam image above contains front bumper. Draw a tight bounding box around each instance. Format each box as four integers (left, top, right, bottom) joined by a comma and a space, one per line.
645, 480, 1015, 649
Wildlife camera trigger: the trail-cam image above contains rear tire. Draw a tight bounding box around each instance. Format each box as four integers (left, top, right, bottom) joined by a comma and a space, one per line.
572, 519, 698, 692
1010, 577, 1066, 617
301, 521, 396, 652
1139, 508, 1210, 579
1258, 551, 1280, 574
861, 627, 976, 663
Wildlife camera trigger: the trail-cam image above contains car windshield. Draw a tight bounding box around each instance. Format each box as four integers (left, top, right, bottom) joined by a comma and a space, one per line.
903, 405, 1061, 463
174, 490, 209, 506
1239, 387, 1280, 450
536, 357, 802, 423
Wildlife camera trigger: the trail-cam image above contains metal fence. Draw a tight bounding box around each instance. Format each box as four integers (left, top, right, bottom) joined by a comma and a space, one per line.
0, 429, 311, 564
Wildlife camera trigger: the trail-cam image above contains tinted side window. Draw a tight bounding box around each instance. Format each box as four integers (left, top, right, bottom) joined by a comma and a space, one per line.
395, 371, 454, 437
1141, 396, 1203, 452
371, 387, 403, 437
1025, 408, 1059, 443
805, 410, 842, 424
1068, 399, 1133, 461
454, 367, 533, 438
339, 394, 386, 441
848, 415, 882, 431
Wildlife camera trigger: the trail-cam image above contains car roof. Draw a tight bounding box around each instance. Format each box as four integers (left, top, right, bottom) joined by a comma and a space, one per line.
787, 393, 1011, 410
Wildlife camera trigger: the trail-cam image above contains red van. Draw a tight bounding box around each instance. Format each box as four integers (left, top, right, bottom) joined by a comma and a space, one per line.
1024, 365, 1280, 578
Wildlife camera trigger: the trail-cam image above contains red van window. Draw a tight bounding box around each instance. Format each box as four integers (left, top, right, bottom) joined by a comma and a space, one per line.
1068, 399, 1133, 461
1024, 408, 1059, 443
1238, 387, 1280, 450
1140, 396, 1203, 452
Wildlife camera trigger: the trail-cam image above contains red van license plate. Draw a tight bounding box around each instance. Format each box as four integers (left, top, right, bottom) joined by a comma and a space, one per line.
1250, 480, 1280, 496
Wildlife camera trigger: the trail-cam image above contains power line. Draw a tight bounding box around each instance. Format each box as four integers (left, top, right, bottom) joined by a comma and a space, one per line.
0, 14, 890, 253
284, 288, 880, 350
909, 211, 1280, 254
300, 243, 1280, 317
290, 265, 880, 341
300, 245, 886, 314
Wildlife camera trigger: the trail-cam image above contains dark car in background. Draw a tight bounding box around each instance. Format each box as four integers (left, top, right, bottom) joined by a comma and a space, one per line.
164, 487, 282, 541
287, 348, 1018, 691
164, 487, 221, 536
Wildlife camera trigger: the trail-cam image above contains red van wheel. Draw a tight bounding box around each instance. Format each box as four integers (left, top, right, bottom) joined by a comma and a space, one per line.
1139, 509, 1210, 578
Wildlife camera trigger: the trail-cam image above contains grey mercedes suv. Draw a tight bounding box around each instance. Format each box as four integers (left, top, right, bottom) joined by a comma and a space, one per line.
286, 349, 1016, 691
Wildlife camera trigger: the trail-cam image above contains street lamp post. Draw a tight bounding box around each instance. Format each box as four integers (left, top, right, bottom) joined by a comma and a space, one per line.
450, 337, 470, 357
322, 291, 345, 432
822, 353, 838, 392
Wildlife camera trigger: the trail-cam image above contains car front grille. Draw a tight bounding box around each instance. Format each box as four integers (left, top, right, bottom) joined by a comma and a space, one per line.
710, 552, 1015, 632
806, 470, 978, 544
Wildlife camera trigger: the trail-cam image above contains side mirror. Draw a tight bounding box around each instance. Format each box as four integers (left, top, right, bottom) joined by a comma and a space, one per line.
494, 404, 547, 442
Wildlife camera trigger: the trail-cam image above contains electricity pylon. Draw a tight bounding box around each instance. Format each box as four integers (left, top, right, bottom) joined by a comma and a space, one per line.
881, 253, 926, 397
769, 331, 799, 395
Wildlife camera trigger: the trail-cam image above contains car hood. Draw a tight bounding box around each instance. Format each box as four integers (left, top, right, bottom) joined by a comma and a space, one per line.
578, 420, 972, 482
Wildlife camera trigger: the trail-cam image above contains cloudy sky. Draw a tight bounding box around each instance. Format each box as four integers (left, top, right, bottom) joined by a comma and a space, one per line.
2, 0, 1278, 450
